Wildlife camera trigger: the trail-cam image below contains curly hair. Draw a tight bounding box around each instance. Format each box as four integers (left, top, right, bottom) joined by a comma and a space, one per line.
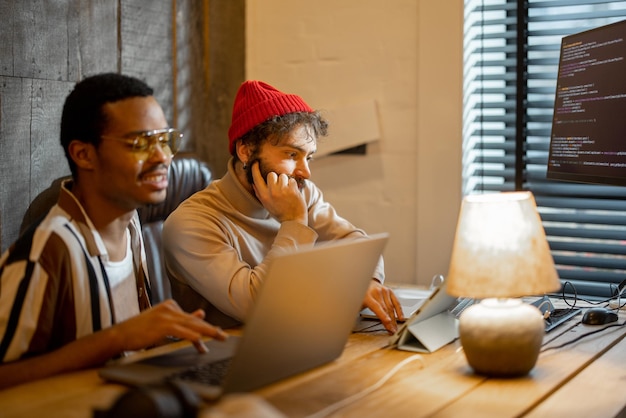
233, 111, 329, 161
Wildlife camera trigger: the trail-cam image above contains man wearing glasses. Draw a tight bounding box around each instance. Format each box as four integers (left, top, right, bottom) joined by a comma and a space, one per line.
0, 73, 226, 389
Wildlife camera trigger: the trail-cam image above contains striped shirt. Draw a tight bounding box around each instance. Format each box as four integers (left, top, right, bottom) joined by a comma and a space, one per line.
0, 180, 151, 362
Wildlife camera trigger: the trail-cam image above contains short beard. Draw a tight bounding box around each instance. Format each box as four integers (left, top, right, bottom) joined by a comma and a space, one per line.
244, 158, 305, 190
244, 156, 260, 187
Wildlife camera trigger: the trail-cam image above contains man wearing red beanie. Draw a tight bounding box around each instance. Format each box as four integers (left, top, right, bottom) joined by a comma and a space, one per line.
163, 80, 403, 333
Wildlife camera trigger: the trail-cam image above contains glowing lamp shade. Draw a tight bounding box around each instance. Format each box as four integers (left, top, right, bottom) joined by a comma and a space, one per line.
446, 191, 561, 377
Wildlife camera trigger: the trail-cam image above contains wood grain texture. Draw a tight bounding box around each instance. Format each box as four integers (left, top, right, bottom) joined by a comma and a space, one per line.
0, 1, 117, 80
25, 80, 74, 225
0, 1, 15, 75
171, 0, 244, 177
197, 0, 245, 177
525, 335, 626, 418
6, 1, 74, 80
0, 0, 244, 253
0, 311, 623, 418
0, 1, 118, 252
66, 0, 118, 79
432, 324, 626, 418
121, 1, 174, 125
0, 77, 33, 251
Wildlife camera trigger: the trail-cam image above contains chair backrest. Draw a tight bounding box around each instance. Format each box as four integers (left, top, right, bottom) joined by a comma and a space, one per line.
139, 155, 212, 302
20, 154, 212, 304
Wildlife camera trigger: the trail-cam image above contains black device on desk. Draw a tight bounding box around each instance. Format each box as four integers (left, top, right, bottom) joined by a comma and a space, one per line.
532, 296, 582, 332
581, 307, 619, 325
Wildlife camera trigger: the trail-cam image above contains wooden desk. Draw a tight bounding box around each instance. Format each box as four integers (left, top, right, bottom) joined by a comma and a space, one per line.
1, 308, 624, 418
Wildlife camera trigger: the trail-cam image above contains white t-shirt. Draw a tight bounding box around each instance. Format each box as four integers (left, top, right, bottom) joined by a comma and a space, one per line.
104, 229, 140, 322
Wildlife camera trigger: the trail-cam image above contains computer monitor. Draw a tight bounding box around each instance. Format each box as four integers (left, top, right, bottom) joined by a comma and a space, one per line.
546, 19, 626, 187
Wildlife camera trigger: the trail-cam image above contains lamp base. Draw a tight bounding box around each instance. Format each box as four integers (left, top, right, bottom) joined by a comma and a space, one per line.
458, 298, 544, 377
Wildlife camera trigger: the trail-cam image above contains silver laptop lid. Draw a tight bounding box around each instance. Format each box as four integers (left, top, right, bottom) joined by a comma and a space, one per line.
99, 233, 389, 398
222, 233, 389, 393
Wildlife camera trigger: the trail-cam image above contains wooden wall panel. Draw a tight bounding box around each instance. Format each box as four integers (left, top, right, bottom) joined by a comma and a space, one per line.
0, 0, 244, 253
0, 0, 119, 252
174, 0, 244, 178
173, 0, 199, 151
67, 0, 118, 79
202, 0, 244, 177
28, 80, 75, 207
5, 2, 73, 79
121, 1, 174, 126
0, 1, 15, 75
0, 1, 71, 79
0, 77, 33, 250
0, 78, 73, 249
0, 1, 117, 79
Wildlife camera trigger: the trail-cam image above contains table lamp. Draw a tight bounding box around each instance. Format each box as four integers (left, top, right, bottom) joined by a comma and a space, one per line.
445, 191, 562, 377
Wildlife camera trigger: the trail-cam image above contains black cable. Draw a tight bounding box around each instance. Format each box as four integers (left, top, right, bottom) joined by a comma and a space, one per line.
547, 280, 626, 308
541, 320, 626, 353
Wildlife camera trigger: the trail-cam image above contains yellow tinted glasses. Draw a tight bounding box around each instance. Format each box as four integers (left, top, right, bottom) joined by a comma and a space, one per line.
101, 128, 183, 161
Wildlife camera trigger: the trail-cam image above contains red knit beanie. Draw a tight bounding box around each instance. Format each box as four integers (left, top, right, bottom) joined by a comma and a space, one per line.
228, 80, 314, 155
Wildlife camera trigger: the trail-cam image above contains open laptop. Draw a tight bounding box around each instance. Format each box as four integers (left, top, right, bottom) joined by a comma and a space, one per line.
99, 233, 389, 399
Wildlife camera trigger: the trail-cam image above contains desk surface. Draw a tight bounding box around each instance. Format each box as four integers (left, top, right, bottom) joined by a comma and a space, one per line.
1, 305, 625, 418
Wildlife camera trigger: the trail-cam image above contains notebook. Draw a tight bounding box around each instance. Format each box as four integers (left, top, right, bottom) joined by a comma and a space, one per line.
99, 233, 389, 399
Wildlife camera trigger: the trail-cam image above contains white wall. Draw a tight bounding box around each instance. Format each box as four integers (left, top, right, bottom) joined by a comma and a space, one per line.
246, 0, 462, 286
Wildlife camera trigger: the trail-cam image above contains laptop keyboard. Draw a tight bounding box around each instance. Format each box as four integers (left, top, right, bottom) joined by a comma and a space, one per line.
531, 295, 583, 332
449, 297, 475, 318
167, 357, 232, 386
543, 308, 582, 332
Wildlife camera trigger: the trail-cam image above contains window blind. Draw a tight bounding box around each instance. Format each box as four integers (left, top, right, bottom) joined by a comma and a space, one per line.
463, 0, 626, 299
